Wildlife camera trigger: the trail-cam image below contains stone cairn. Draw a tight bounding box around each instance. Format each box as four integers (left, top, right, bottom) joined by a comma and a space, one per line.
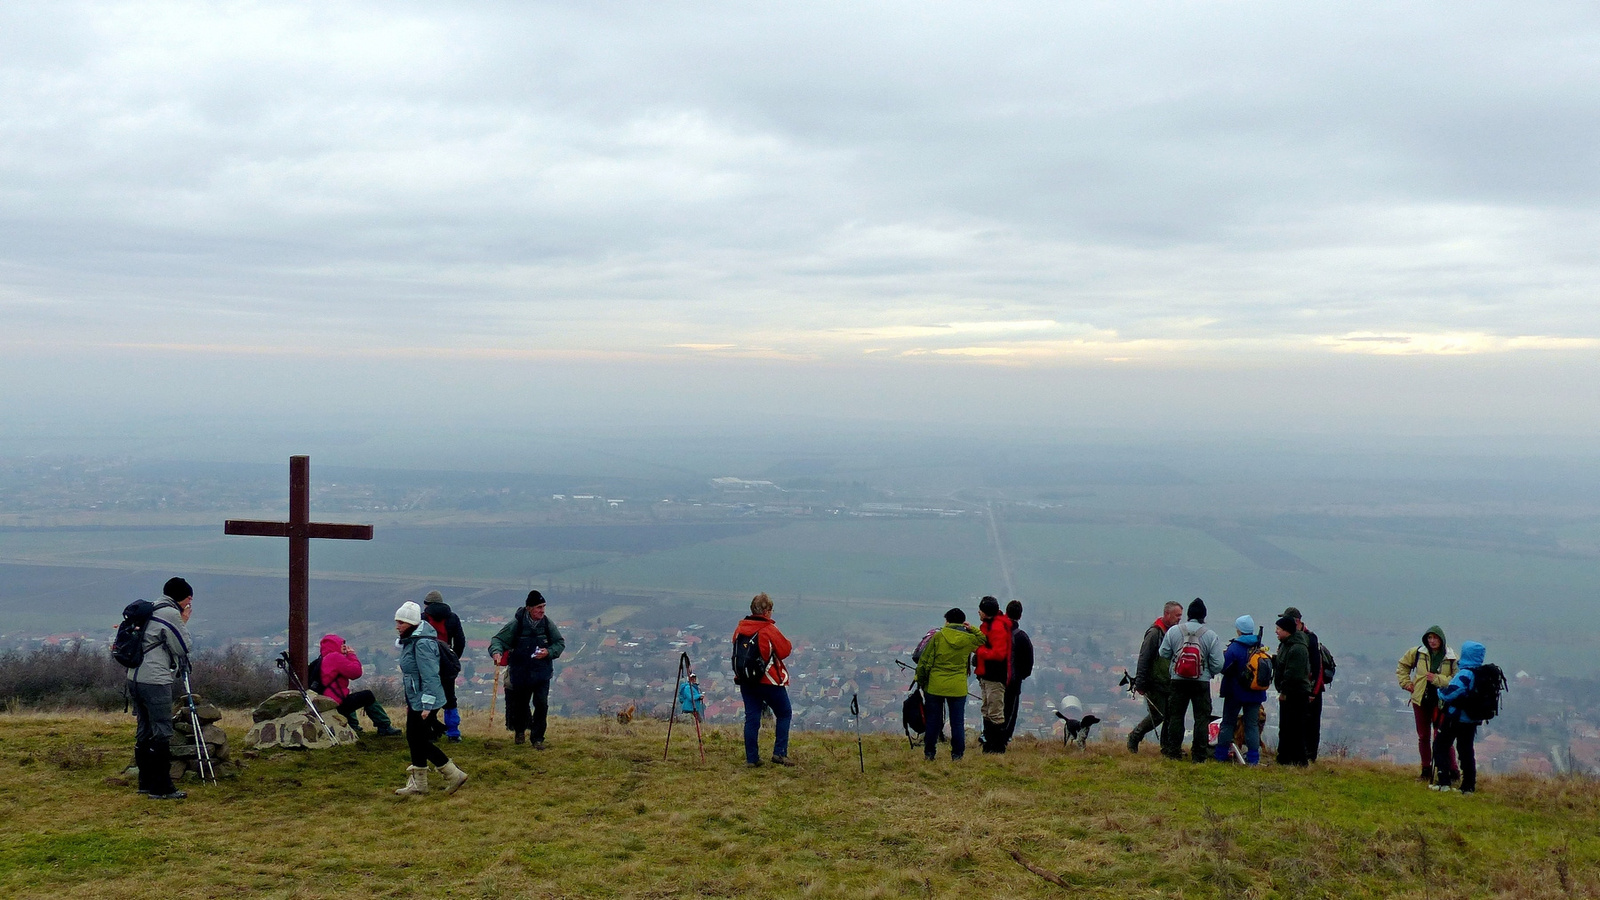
244, 690, 358, 750
170, 693, 233, 780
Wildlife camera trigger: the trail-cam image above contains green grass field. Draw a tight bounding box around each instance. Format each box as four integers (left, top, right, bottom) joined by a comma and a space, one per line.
2, 711, 1597, 899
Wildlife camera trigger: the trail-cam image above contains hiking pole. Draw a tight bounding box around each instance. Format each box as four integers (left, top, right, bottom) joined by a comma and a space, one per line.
851, 693, 864, 773
276, 651, 343, 745
664, 652, 688, 761
489, 664, 501, 733
180, 665, 218, 785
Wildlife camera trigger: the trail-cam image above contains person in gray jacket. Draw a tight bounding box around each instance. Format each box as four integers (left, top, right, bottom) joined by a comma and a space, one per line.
129, 577, 194, 800
393, 601, 468, 796
1157, 598, 1226, 761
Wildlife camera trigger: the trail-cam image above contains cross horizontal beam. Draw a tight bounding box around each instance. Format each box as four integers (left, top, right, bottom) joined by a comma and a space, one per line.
224, 520, 374, 541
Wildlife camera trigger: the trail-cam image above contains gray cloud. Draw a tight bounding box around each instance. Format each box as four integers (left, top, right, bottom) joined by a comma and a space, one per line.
3, 1, 1599, 367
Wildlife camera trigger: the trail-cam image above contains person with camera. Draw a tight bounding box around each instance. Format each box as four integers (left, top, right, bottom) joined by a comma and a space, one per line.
314, 633, 402, 737
490, 590, 566, 750
127, 576, 194, 800
394, 601, 468, 795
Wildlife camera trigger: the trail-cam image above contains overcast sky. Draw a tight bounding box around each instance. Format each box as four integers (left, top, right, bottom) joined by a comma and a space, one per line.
4, 2, 1600, 457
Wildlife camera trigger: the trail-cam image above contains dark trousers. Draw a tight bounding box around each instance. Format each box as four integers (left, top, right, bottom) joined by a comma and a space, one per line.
1215, 697, 1261, 764
739, 683, 791, 764
924, 694, 967, 760
1307, 693, 1324, 761
1432, 720, 1478, 791
1001, 681, 1024, 742
405, 707, 449, 768
1277, 694, 1311, 766
1129, 685, 1169, 747
1413, 702, 1457, 773
1161, 680, 1212, 760
505, 679, 551, 741
131, 680, 177, 795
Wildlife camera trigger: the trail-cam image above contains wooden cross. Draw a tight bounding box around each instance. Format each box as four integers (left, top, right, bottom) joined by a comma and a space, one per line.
224, 455, 373, 684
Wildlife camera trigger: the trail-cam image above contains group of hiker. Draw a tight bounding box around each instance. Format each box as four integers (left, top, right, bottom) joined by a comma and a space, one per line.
120, 575, 1502, 798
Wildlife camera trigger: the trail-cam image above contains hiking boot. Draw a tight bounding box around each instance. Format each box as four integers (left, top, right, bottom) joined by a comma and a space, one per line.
446, 735, 462, 743
148, 791, 187, 800
532, 741, 546, 751
1429, 783, 1452, 792
395, 765, 428, 796
514, 731, 525, 745
1126, 733, 1141, 753
1421, 764, 1433, 781
438, 761, 468, 795
746, 759, 762, 767
770, 755, 796, 767
375, 726, 403, 737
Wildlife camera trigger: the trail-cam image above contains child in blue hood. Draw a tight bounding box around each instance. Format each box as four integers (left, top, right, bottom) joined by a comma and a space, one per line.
1216, 615, 1268, 764
1431, 640, 1487, 794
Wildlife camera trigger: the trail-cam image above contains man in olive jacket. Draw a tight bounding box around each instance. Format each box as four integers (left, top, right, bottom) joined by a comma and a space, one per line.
1273, 615, 1313, 766
1128, 600, 1182, 753
489, 591, 566, 749
915, 608, 987, 761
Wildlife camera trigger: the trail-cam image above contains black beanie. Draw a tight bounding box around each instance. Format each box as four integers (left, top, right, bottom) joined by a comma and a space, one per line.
1187, 597, 1206, 622
525, 589, 546, 607
979, 596, 1000, 616
1005, 600, 1022, 621
944, 608, 966, 624
164, 577, 193, 601
1275, 615, 1298, 634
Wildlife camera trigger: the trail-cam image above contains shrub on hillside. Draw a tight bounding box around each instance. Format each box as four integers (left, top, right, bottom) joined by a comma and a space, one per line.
0, 643, 286, 710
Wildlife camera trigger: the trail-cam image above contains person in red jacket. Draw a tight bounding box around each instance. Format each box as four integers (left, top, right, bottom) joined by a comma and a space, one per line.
974, 595, 1014, 753
732, 592, 794, 767
315, 633, 401, 736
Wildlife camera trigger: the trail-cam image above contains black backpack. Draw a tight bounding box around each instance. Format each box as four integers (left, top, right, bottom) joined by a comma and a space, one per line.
731, 631, 766, 685
1460, 664, 1507, 722
902, 687, 926, 737
307, 655, 325, 694
1319, 644, 1337, 685
437, 641, 461, 683
111, 600, 161, 669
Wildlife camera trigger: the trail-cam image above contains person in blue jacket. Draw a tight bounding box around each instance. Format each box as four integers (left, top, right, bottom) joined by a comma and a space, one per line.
1215, 615, 1268, 765
1431, 640, 1488, 794
394, 601, 468, 796
677, 672, 706, 721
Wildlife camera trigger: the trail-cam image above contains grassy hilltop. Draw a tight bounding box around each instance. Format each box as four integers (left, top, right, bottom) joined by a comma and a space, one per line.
2, 712, 1598, 900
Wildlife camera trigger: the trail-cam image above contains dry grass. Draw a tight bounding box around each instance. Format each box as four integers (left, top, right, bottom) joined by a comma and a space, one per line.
1, 714, 1597, 899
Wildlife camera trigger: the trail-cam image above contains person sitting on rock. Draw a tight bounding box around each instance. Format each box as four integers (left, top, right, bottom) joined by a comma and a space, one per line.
315, 633, 401, 737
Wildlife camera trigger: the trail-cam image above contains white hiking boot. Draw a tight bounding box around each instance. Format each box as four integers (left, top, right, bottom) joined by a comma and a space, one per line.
395, 765, 428, 796
438, 760, 468, 795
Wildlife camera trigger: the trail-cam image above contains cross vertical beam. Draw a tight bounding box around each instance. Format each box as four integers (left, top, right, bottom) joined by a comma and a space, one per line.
225, 455, 374, 684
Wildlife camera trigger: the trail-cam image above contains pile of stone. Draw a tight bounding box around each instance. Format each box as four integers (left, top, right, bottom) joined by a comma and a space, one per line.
170, 693, 233, 779
244, 690, 358, 750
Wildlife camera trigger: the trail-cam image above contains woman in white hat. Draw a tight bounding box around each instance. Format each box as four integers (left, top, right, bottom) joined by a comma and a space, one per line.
393, 601, 468, 796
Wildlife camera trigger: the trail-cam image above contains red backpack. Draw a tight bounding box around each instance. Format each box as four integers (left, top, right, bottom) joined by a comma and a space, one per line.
1173, 626, 1206, 680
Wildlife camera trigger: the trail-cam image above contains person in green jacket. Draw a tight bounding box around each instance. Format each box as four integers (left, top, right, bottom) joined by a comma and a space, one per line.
1273, 616, 1313, 766
915, 608, 987, 761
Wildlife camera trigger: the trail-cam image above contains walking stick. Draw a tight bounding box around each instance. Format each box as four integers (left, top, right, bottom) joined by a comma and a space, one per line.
852, 692, 864, 773
490, 663, 501, 732
276, 651, 343, 745
180, 665, 218, 784
664, 652, 689, 761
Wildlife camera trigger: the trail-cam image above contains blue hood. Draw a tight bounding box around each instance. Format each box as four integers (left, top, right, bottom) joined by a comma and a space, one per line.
1459, 641, 1485, 667
1233, 632, 1259, 646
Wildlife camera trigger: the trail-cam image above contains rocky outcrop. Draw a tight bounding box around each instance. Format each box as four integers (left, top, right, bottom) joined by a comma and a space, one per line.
170, 693, 234, 780
244, 690, 358, 750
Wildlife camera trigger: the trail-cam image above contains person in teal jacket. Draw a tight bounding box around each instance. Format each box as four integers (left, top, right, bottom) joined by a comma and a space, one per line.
394, 601, 468, 796
915, 608, 987, 761
677, 672, 706, 721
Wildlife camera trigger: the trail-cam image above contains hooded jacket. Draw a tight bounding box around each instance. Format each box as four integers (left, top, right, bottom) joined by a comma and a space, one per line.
1220, 632, 1269, 703
916, 622, 987, 698
1437, 641, 1488, 724
423, 600, 467, 659
398, 621, 446, 711
126, 596, 191, 688
732, 614, 792, 687
489, 607, 566, 687
1396, 625, 1459, 708
1159, 619, 1226, 681
1273, 629, 1313, 699
316, 633, 363, 704
974, 614, 1013, 683
677, 679, 706, 717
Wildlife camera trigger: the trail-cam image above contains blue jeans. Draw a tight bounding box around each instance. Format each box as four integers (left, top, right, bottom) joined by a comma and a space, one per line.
924, 694, 966, 760
740, 683, 791, 764
1215, 696, 1261, 764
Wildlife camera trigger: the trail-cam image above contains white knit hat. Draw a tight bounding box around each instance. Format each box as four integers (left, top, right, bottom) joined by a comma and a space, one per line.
395, 601, 422, 626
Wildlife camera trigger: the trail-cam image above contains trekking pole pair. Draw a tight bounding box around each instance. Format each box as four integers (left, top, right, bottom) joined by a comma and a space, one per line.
276, 650, 344, 745
851, 693, 864, 773
179, 665, 218, 785
664, 652, 705, 763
